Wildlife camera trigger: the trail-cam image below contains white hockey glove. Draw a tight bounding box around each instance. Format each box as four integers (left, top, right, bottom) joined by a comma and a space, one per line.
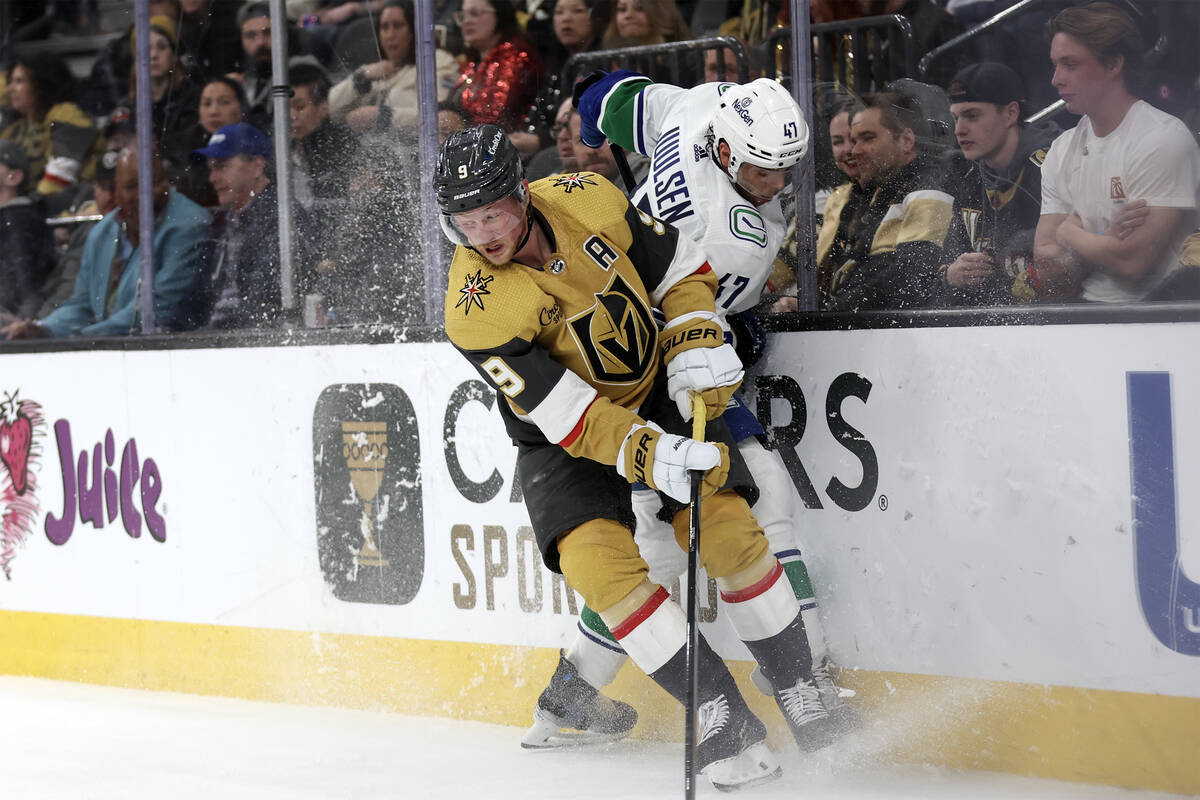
615, 421, 730, 504
661, 312, 744, 421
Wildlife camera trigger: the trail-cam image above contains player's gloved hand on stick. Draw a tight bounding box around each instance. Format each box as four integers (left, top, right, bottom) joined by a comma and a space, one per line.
616, 421, 729, 504
661, 311, 744, 421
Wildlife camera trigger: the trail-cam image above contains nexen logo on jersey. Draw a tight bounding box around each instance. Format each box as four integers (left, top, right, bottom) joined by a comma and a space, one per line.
636, 126, 693, 225
1126, 371, 1200, 656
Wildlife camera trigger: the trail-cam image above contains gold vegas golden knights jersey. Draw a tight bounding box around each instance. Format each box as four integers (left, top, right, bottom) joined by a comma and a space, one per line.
444, 171, 717, 467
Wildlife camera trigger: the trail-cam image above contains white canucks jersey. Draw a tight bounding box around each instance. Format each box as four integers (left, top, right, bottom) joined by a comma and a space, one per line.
593, 77, 788, 318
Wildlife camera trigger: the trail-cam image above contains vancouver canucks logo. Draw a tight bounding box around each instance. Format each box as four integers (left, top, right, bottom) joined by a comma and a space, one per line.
553, 172, 599, 194
567, 272, 656, 384
456, 270, 493, 315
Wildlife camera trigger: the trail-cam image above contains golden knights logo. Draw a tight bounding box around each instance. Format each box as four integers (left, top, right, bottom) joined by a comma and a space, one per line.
457, 270, 493, 315
553, 173, 599, 193
568, 272, 656, 384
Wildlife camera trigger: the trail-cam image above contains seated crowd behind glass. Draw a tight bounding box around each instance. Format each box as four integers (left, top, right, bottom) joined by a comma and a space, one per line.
1, 0, 1199, 341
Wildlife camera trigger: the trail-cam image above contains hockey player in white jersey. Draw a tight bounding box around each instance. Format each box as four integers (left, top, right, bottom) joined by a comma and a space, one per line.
523, 69, 859, 750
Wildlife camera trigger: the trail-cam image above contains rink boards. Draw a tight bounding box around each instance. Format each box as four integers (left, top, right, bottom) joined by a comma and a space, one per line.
0, 324, 1197, 794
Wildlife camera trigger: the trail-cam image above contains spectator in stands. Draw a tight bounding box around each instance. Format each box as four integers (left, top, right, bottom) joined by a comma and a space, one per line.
814, 102, 868, 300
230, 1, 312, 126
453, 0, 545, 134
1, 52, 101, 207
176, 76, 251, 205
78, 0, 183, 115
178, 0, 243, 80
232, 2, 275, 124
526, 98, 579, 181
769, 96, 869, 312
311, 141, 425, 325
0, 141, 53, 319
3, 147, 211, 339
35, 150, 121, 320
119, 17, 203, 169
702, 35, 754, 83
1033, 2, 1200, 303
603, 0, 690, 48
823, 91, 954, 311
327, 0, 458, 135
195, 123, 292, 329
939, 62, 1059, 305
602, 0, 693, 83
197, 76, 251, 137
568, 103, 636, 190
289, 64, 357, 205
511, 0, 612, 160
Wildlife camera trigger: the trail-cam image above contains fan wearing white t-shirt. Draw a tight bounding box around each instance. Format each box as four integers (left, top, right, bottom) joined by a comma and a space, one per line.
1033, 2, 1200, 303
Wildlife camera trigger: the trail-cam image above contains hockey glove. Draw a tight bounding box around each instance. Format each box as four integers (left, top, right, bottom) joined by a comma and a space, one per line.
571, 69, 608, 109
727, 309, 766, 369
571, 70, 609, 148
661, 312, 744, 421
616, 421, 730, 504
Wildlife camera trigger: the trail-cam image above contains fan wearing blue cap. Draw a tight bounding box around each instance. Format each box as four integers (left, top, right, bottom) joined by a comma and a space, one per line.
191, 122, 291, 330
193, 123, 271, 211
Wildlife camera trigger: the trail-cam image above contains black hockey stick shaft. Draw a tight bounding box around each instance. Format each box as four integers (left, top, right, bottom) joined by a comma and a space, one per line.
610, 142, 638, 194
684, 393, 706, 800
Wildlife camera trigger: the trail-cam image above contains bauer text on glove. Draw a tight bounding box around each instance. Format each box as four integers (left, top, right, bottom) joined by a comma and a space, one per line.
661, 312, 744, 420
615, 422, 730, 504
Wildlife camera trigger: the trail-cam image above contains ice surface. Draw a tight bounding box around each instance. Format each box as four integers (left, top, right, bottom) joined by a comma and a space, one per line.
0, 676, 1179, 800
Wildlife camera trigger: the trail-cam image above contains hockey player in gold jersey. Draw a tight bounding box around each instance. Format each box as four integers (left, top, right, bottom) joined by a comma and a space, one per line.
437, 125, 830, 789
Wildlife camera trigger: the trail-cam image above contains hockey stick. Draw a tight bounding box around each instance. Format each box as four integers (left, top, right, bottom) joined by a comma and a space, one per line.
684, 392, 706, 800
610, 142, 638, 195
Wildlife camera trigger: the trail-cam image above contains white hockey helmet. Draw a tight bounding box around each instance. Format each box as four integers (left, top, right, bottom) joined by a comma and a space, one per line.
710, 78, 810, 183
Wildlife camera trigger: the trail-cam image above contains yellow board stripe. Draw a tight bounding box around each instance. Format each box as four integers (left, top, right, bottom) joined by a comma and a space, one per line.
2, 609, 1197, 795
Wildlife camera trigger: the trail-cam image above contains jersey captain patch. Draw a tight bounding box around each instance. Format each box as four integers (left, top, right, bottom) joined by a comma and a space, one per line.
553, 173, 599, 193
456, 269, 494, 315
567, 271, 656, 384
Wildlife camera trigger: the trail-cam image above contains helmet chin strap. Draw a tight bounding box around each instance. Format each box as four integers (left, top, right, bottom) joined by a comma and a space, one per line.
711, 135, 740, 184
512, 205, 535, 254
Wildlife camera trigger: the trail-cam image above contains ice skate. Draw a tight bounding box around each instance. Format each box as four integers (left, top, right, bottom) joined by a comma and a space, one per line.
695, 693, 781, 792
812, 657, 861, 734
521, 651, 638, 749
752, 657, 861, 737
774, 674, 837, 752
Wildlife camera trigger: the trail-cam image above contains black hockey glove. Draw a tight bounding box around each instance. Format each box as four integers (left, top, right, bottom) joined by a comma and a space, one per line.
727, 310, 766, 369
571, 69, 608, 110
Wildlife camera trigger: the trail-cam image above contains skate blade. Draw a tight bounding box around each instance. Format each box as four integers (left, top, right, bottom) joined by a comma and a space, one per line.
520, 726, 630, 749
704, 742, 782, 792
521, 712, 632, 749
